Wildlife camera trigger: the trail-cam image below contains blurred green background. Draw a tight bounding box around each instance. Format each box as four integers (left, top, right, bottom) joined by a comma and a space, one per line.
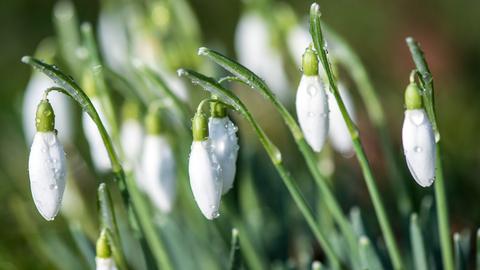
1, 0, 479, 269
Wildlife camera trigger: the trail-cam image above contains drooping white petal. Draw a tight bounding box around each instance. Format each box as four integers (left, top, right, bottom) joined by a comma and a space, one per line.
95, 257, 117, 270
287, 24, 311, 68
235, 12, 290, 101
189, 141, 222, 219
141, 135, 176, 213
28, 132, 67, 220
120, 119, 144, 167
402, 109, 436, 187
327, 83, 356, 155
208, 117, 239, 194
23, 72, 73, 144
296, 75, 329, 152
82, 97, 111, 172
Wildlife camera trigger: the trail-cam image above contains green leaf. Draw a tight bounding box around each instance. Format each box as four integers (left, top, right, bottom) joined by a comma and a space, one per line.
229, 228, 242, 270
410, 214, 428, 270
69, 223, 95, 269
350, 207, 366, 237
358, 236, 384, 270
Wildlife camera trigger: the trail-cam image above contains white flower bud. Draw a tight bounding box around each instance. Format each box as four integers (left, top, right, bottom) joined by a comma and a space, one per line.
208, 117, 239, 194
95, 257, 117, 270
23, 72, 73, 144
402, 109, 436, 187
141, 135, 176, 213
327, 83, 356, 155
28, 132, 67, 220
82, 97, 111, 172
235, 12, 290, 101
120, 119, 143, 167
189, 141, 222, 220
296, 75, 329, 152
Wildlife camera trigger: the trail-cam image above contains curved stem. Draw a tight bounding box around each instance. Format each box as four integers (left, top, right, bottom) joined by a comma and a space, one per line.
178, 69, 341, 269
310, 3, 403, 269
22, 56, 173, 270
406, 37, 453, 270
196, 49, 359, 265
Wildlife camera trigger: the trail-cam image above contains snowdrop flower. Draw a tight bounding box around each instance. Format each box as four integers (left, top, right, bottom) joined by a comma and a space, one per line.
28, 99, 67, 221
189, 111, 222, 219
141, 109, 176, 213
402, 82, 436, 187
96, 229, 117, 270
235, 11, 290, 101
82, 72, 111, 172
209, 101, 239, 194
327, 82, 356, 155
296, 46, 329, 152
120, 101, 143, 168
23, 71, 73, 144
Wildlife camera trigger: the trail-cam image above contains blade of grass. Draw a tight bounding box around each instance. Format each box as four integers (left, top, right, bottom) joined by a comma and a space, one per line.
410, 214, 428, 270
359, 236, 384, 270
229, 228, 242, 270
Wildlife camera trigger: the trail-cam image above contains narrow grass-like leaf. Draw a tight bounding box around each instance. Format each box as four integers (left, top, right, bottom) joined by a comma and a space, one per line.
69, 223, 95, 269
410, 214, 428, 270
229, 228, 242, 270
350, 207, 366, 237
454, 232, 469, 270
476, 229, 480, 270
359, 236, 384, 270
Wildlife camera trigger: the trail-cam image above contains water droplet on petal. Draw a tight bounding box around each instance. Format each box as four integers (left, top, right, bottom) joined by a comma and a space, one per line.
49, 184, 58, 190
414, 146, 423, 153
307, 85, 318, 97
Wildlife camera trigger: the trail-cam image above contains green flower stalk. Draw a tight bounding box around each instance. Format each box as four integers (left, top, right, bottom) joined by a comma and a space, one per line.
178, 69, 341, 269
22, 57, 173, 270
406, 37, 454, 270
309, 3, 402, 269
